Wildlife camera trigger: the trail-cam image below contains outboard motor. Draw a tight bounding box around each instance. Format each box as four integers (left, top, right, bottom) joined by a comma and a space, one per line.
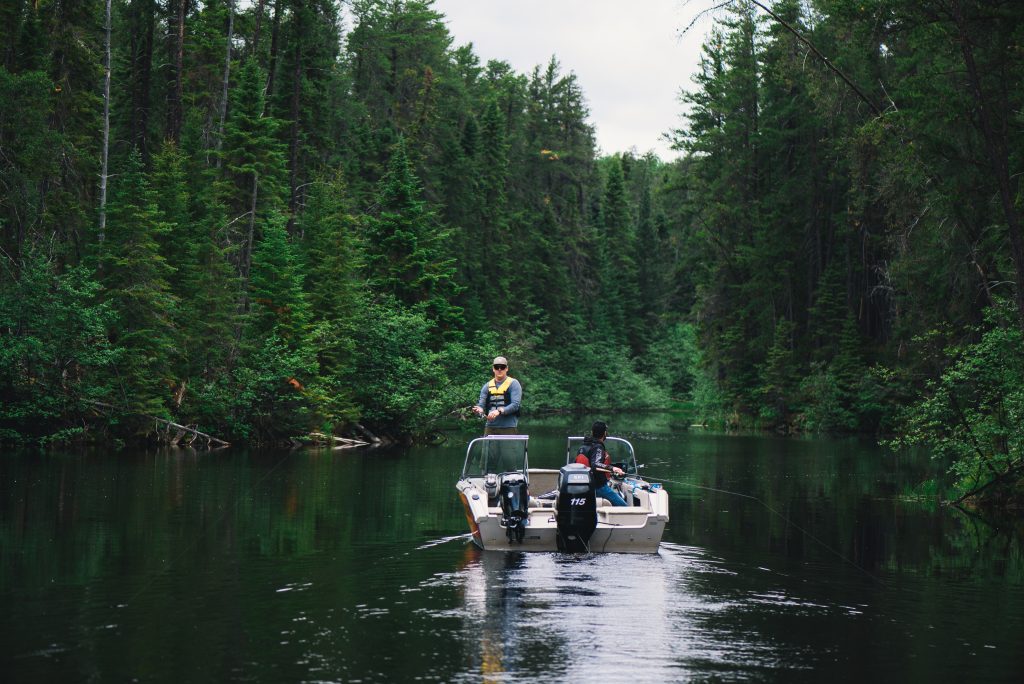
499, 473, 528, 543
556, 463, 597, 552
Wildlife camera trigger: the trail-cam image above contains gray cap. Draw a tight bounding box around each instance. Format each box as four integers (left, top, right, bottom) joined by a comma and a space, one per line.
492, 356, 508, 366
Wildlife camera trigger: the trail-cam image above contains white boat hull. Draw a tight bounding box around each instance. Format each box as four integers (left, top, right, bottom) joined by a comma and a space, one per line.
457, 469, 669, 554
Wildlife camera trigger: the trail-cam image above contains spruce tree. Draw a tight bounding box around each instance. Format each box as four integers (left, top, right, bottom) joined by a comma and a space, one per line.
97, 149, 178, 415
364, 138, 462, 336
215, 57, 288, 286
599, 156, 636, 343
233, 213, 316, 437
299, 172, 363, 426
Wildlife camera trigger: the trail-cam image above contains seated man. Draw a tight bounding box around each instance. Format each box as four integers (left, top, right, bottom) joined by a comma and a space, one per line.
574, 420, 627, 506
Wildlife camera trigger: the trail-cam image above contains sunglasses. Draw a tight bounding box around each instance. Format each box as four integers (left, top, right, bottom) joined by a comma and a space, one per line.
493, 364, 507, 370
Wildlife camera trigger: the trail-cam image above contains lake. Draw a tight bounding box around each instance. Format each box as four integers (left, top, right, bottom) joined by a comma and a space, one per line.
2, 415, 1023, 682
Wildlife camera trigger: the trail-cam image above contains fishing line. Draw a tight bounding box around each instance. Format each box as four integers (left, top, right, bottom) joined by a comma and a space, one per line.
644, 474, 887, 586
124, 449, 295, 605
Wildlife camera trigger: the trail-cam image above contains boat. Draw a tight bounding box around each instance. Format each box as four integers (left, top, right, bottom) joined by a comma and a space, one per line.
456, 434, 669, 553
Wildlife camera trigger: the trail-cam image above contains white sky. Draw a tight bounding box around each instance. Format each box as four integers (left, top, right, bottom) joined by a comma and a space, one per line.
432, 0, 714, 159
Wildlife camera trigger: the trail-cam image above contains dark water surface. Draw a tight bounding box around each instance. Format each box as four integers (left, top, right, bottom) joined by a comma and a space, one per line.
2, 416, 1023, 682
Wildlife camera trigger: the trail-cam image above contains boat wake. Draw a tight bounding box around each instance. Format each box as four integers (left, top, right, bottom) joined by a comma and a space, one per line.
416, 533, 472, 550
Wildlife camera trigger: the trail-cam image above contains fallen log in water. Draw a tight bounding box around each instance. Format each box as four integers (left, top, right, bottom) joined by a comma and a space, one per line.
89, 401, 230, 448
354, 423, 386, 445
154, 416, 231, 448
307, 432, 371, 449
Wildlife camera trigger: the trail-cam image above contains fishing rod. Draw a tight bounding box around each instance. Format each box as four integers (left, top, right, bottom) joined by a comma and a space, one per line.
642, 472, 887, 587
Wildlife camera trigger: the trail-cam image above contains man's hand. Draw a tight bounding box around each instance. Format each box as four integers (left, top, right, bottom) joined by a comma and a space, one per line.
487, 409, 501, 421
612, 466, 624, 477
472, 406, 484, 416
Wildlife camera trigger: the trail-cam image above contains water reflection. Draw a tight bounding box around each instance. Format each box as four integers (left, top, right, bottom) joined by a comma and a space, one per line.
445, 542, 824, 681
3, 423, 1024, 682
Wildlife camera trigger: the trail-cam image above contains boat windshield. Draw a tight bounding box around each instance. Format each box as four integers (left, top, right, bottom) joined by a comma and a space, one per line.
461, 435, 529, 479
565, 436, 638, 474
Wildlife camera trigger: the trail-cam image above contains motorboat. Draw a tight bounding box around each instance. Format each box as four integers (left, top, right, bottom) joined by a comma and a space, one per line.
456, 435, 669, 553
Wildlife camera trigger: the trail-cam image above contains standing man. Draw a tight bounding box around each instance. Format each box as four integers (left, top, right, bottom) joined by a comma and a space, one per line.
473, 356, 522, 435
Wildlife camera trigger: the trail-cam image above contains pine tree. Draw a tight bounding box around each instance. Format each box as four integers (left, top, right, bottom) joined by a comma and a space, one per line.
599, 156, 636, 342
233, 213, 316, 437
248, 214, 310, 344
152, 141, 238, 383
215, 57, 288, 286
97, 149, 178, 415
759, 318, 799, 425
0, 68, 58, 255
299, 172, 364, 426
364, 138, 462, 336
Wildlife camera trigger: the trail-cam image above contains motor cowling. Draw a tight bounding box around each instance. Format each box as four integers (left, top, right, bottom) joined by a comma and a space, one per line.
556, 463, 597, 552
499, 473, 528, 543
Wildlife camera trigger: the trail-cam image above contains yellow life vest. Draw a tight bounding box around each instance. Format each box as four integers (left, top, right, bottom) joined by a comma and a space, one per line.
486, 377, 515, 410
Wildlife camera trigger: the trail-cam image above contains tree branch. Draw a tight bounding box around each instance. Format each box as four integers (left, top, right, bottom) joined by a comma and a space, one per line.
746, 0, 883, 118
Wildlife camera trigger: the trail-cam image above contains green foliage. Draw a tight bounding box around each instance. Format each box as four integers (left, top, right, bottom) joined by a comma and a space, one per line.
97, 149, 178, 416
797, 362, 859, 433
340, 298, 479, 433
363, 138, 462, 335
644, 322, 702, 400
225, 330, 318, 439
248, 214, 311, 345
6, 0, 1022, 465
758, 318, 799, 425
0, 68, 59, 249
890, 299, 1024, 501
0, 250, 117, 442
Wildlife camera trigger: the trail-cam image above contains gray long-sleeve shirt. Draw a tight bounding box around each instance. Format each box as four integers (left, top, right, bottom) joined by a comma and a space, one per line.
477, 377, 522, 428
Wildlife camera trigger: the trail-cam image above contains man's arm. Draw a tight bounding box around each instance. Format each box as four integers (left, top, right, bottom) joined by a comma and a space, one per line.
592, 447, 623, 476
503, 379, 522, 415
473, 383, 488, 415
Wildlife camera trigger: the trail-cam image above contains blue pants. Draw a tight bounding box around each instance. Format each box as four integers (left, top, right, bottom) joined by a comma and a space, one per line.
596, 484, 627, 506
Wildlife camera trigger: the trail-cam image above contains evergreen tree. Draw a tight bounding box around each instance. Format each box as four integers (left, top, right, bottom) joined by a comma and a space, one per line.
97, 149, 177, 415
0, 68, 58, 255
0, 249, 115, 443
599, 156, 636, 342
215, 57, 288, 286
299, 172, 363, 426
248, 213, 310, 344
151, 140, 239, 384
363, 138, 462, 335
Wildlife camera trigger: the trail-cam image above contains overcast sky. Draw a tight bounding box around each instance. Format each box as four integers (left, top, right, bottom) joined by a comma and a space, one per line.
432, 0, 714, 159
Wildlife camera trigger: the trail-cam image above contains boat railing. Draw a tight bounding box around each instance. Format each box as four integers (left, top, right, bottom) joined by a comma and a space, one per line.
564, 436, 638, 474
461, 434, 529, 480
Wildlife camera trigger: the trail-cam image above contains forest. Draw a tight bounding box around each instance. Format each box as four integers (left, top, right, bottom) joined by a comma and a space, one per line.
0, 0, 1022, 505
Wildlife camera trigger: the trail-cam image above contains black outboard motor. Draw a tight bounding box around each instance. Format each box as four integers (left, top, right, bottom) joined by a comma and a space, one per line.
499, 473, 529, 543
556, 463, 597, 552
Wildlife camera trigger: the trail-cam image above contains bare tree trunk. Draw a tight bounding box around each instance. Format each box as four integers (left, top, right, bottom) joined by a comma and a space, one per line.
252, 0, 266, 55
98, 0, 112, 244
263, 0, 282, 115
165, 0, 188, 142
747, 0, 882, 118
128, 0, 155, 163
287, 31, 302, 231
240, 172, 260, 312
215, 0, 235, 167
